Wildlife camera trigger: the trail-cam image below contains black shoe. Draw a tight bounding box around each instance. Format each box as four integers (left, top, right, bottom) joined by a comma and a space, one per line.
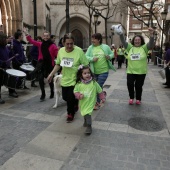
0, 98, 5, 104
24, 86, 29, 89
162, 83, 168, 85
49, 92, 54, 99
9, 92, 18, 98
40, 94, 46, 102
31, 83, 37, 87
66, 114, 74, 123
164, 86, 170, 88
85, 125, 92, 135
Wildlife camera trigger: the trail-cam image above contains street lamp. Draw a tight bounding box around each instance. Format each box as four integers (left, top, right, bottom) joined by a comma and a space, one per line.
93, 13, 99, 33
160, 10, 167, 65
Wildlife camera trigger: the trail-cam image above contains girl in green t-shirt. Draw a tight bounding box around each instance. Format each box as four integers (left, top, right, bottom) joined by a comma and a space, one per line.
74, 65, 105, 135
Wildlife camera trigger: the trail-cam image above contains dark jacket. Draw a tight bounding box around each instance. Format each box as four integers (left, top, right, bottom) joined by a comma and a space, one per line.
165, 48, 170, 64
30, 45, 38, 61
0, 46, 11, 68
12, 39, 26, 63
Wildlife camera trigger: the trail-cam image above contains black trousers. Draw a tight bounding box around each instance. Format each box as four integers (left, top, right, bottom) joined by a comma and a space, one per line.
38, 70, 54, 96
62, 86, 78, 116
0, 68, 15, 94
117, 55, 124, 68
127, 74, 146, 100
165, 66, 170, 87
12, 62, 25, 88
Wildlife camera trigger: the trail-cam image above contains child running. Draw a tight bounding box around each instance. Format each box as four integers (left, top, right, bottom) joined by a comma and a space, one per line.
74, 65, 105, 135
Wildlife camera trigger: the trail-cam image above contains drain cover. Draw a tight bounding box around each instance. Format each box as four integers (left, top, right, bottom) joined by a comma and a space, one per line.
128, 117, 163, 132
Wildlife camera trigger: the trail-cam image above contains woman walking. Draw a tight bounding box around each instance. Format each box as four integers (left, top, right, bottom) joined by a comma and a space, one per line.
47, 33, 89, 123
115, 26, 155, 105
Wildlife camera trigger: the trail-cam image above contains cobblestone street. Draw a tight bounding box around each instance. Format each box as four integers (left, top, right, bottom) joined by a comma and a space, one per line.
0, 63, 170, 170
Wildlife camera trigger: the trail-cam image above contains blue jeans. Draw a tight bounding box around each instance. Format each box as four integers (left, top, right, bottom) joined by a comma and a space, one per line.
95, 72, 108, 103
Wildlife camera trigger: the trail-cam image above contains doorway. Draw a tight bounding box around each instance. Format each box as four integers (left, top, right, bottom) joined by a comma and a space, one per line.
72, 29, 83, 48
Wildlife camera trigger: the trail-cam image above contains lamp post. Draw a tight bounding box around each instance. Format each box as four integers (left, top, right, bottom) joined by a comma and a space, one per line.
160, 10, 167, 65
93, 13, 99, 33
32, 0, 37, 39
66, 0, 70, 33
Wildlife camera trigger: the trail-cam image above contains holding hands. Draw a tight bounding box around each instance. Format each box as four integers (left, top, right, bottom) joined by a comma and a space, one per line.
93, 57, 99, 62
79, 94, 84, 100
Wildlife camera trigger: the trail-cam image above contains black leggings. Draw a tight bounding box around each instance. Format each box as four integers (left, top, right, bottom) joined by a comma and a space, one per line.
127, 74, 146, 100
38, 71, 54, 96
62, 86, 78, 116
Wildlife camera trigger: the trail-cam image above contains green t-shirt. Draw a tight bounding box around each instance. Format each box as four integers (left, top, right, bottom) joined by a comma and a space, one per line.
92, 46, 109, 74
117, 48, 125, 55
74, 80, 102, 116
126, 43, 148, 74
56, 46, 89, 86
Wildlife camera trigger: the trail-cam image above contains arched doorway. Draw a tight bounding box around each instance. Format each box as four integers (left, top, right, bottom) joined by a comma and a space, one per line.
71, 29, 83, 48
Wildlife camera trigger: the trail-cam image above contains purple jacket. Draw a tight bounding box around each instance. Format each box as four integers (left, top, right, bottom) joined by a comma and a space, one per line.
0, 46, 11, 68
12, 39, 26, 63
165, 48, 170, 64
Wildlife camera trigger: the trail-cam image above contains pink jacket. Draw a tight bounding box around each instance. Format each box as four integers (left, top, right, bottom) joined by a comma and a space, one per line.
26, 35, 58, 66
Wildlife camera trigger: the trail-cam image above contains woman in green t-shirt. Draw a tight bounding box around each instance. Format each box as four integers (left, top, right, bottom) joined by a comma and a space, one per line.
47, 33, 89, 123
114, 26, 155, 105
85, 33, 114, 109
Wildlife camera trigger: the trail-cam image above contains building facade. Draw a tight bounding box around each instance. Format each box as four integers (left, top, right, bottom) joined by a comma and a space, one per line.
128, 0, 163, 45
0, 0, 128, 48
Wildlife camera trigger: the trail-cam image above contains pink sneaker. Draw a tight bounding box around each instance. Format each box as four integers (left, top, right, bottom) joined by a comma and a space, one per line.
129, 99, 134, 105
136, 100, 141, 105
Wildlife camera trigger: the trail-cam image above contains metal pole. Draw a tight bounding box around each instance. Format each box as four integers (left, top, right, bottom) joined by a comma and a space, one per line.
66, 0, 69, 33
160, 20, 164, 63
95, 23, 96, 34
33, 0, 37, 39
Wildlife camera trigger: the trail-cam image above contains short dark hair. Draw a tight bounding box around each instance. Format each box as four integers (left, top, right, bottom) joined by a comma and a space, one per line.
164, 42, 170, 51
50, 35, 56, 39
36, 36, 42, 41
14, 31, 22, 39
63, 33, 74, 43
92, 33, 102, 44
131, 35, 145, 46
0, 32, 7, 46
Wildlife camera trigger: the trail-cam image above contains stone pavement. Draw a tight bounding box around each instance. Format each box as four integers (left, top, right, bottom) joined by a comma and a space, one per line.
0, 63, 170, 170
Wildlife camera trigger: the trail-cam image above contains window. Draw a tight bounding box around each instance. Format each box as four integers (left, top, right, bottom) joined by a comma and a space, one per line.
132, 24, 141, 29
133, 6, 142, 11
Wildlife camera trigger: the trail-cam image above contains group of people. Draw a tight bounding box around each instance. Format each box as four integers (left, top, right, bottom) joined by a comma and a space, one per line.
0, 29, 28, 104
110, 44, 128, 68
0, 25, 157, 135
